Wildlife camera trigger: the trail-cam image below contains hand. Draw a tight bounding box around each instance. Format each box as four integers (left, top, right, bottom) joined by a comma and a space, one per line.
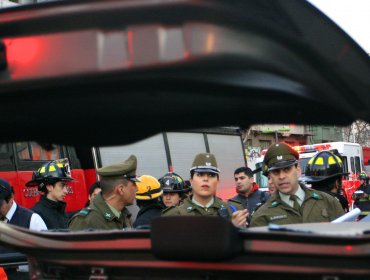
231, 209, 249, 228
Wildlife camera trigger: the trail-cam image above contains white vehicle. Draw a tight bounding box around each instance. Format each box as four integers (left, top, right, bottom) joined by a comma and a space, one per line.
294, 142, 364, 179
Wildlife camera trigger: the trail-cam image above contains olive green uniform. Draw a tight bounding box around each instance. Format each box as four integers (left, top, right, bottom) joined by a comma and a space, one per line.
250, 183, 344, 227
69, 193, 132, 231
162, 195, 241, 220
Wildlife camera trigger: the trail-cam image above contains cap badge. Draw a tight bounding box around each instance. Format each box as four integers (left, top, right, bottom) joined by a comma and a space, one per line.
206, 162, 211, 166
277, 156, 283, 160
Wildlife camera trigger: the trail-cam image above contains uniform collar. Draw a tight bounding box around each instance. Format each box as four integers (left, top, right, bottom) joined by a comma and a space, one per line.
191, 196, 214, 209
279, 185, 305, 206
107, 203, 121, 218
5, 200, 16, 221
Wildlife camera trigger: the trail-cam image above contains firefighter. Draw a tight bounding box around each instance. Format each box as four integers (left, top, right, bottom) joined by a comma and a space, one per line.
301, 151, 349, 212
26, 159, 74, 230
69, 155, 140, 231
134, 175, 163, 228
250, 143, 344, 227
159, 172, 186, 207
162, 153, 248, 228
353, 172, 370, 219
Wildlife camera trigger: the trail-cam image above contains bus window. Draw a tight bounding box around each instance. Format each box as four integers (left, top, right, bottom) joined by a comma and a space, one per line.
299, 157, 310, 175
341, 157, 349, 180
16, 141, 61, 161
350, 157, 355, 173
355, 156, 361, 174
255, 162, 268, 189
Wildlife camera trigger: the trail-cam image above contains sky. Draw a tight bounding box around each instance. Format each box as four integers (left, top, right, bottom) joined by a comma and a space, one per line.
308, 0, 370, 53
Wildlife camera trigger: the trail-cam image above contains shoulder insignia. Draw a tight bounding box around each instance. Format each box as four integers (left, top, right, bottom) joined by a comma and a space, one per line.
77, 208, 91, 216
104, 212, 114, 220
268, 200, 280, 208
186, 206, 193, 212
311, 192, 322, 199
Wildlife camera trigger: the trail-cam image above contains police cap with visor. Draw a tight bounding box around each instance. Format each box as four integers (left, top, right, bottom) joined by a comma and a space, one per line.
190, 153, 220, 174
97, 155, 140, 182
263, 142, 299, 175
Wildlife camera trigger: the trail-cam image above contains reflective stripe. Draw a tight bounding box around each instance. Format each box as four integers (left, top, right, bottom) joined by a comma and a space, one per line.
328, 156, 336, 165
315, 157, 324, 165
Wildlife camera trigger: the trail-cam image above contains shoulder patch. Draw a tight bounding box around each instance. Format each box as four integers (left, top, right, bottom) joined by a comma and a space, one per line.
73, 208, 92, 217
268, 200, 280, 208
311, 192, 322, 199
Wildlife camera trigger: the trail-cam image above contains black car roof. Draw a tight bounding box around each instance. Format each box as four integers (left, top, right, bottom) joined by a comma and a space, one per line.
0, 0, 369, 146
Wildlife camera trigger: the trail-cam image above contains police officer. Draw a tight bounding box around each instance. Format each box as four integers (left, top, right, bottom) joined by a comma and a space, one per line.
162, 153, 248, 228
69, 155, 140, 231
159, 172, 186, 207
301, 151, 349, 212
26, 158, 74, 230
353, 172, 370, 219
250, 143, 344, 227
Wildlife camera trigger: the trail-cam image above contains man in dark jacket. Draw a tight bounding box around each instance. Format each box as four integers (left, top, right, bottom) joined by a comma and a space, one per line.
26, 159, 75, 230
228, 167, 269, 215
1, 178, 47, 279
133, 175, 163, 229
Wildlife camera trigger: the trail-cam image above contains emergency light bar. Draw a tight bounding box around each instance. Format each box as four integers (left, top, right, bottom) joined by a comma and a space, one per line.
293, 143, 333, 154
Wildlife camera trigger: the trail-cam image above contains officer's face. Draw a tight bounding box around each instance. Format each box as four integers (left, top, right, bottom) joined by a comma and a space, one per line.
190, 172, 218, 202
46, 181, 68, 202
162, 192, 181, 207
122, 181, 138, 206
269, 164, 301, 195
234, 172, 253, 194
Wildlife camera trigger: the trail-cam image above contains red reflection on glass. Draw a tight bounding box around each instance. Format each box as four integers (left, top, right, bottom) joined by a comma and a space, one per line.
3, 37, 40, 65
345, 245, 353, 252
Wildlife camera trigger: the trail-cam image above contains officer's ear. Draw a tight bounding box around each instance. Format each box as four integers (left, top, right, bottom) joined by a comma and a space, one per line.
296, 164, 302, 174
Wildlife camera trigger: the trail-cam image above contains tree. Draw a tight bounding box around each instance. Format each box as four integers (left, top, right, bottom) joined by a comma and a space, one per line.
342, 120, 370, 146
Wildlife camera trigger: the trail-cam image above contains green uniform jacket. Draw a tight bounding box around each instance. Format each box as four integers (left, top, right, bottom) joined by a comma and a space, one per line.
69, 193, 133, 231
162, 195, 241, 220
250, 183, 344, 227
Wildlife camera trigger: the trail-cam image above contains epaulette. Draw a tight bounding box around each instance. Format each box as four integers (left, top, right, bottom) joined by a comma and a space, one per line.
73, 208, 92, 218
251, 202, 264, 216
227, 198, 242, 205
162, 206, 176, 214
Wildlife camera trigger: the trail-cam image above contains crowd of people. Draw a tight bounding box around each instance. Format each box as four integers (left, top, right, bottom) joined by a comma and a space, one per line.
1, 143, 369, 233
1, 142, 370, 278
